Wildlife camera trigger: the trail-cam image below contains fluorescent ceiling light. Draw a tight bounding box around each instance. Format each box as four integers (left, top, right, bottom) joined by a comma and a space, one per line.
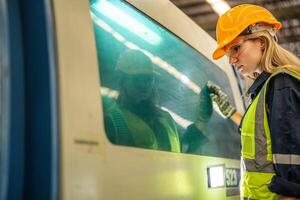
91, 0, 161, 45
206, 0, 231, 16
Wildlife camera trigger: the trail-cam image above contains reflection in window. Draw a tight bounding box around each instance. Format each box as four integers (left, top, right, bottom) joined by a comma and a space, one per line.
89, 0, 240, 159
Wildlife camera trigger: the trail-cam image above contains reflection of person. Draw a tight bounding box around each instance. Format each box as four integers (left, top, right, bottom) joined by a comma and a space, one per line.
210, 4, 300, 200
103, 49, 212, 153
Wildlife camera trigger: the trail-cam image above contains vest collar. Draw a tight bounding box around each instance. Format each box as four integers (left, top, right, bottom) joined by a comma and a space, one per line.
247, 71, 271, 100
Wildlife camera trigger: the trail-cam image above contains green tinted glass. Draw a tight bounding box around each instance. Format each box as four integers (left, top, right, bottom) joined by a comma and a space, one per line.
90, 0, 240, 159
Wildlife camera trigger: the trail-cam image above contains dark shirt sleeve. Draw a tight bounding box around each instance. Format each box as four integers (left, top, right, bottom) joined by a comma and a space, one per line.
266, 73, 300, 197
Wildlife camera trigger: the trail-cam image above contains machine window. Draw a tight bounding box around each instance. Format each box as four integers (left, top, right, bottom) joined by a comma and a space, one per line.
0, 7, 4, 181
89, 0, 240, 159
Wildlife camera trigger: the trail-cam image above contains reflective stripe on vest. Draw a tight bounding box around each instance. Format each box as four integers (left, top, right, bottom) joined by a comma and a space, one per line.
241, 67, 300, 200
157, 113, 181, 153
273, 154, 300, 165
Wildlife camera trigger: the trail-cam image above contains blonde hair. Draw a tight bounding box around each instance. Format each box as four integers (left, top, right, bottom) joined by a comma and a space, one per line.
241, 30, 300, 103
246, 30, 300, 74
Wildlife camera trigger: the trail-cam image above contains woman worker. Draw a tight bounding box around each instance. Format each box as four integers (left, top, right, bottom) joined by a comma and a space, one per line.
209, 4, 300, 200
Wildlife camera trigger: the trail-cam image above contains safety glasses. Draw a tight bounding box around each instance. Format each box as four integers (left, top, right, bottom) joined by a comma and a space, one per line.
224, 35, 248, 59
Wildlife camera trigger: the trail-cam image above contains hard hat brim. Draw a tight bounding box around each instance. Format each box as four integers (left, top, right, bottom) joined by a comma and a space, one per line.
213, 48, 226, 60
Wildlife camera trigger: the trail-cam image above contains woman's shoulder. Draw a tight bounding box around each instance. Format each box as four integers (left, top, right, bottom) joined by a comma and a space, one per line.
269, 70, 300, 90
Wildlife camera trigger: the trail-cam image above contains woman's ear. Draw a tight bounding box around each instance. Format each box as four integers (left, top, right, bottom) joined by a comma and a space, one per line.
259, 38, 265, 50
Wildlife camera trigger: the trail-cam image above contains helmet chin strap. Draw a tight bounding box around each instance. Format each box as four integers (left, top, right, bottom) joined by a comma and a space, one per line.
272, 33, 279, 42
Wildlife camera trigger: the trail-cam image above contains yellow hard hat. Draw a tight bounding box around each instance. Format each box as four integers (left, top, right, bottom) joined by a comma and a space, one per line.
212, 4, 281, 60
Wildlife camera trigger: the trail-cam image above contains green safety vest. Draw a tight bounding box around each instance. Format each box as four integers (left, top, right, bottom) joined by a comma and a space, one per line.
105, 100, 181, 153
240, 66, 300, 200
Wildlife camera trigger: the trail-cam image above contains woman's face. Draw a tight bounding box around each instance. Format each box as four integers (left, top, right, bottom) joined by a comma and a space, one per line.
226, 36, 264, 77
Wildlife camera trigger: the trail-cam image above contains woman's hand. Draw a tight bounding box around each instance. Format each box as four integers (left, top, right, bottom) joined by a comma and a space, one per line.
206, 81, 236, 118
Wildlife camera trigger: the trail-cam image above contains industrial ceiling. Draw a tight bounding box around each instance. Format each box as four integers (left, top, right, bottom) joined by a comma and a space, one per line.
171, 0, 300, 58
